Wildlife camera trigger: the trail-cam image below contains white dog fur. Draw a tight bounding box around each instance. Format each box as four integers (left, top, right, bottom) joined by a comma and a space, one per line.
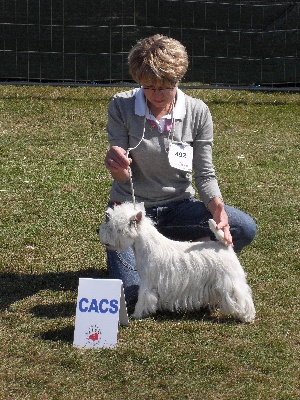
99, 202, 255, 323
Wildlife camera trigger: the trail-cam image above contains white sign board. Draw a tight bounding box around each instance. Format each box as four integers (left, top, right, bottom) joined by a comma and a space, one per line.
73, 278, 129, 349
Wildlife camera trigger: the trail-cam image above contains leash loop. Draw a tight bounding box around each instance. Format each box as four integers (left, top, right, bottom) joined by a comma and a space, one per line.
126, 151, 136, 209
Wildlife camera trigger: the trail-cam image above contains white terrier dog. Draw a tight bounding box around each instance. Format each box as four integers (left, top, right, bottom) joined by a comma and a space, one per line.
99, 202, 255, 323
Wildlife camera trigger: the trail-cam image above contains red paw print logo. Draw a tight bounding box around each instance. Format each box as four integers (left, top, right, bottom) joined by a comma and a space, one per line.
85, 325, 102, 347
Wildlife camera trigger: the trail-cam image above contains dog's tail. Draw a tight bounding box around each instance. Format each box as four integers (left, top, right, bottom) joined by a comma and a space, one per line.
208, 219, 229, 246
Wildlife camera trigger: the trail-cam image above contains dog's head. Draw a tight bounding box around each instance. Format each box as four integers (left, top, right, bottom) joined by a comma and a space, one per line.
98, 202, 145, 251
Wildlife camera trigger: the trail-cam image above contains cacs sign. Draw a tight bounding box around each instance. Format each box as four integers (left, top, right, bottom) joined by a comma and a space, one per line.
73, 278, 129, 349
78, 297, 119, 314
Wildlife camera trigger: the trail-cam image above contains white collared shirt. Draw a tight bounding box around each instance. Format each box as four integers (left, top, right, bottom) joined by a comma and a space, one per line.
134, 87, 186, 132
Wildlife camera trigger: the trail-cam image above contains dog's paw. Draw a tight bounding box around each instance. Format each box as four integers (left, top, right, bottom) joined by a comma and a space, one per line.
132, 311, 143, 319
132, 310, 150, 319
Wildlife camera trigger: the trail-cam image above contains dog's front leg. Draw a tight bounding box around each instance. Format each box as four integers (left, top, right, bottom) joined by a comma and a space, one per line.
132, 285, 158, 319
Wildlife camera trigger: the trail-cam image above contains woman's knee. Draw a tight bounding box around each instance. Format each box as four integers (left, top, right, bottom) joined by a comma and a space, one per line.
225, 205, 257, 251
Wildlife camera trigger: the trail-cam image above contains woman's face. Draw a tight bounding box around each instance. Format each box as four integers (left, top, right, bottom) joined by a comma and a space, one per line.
141, 80, 177, 110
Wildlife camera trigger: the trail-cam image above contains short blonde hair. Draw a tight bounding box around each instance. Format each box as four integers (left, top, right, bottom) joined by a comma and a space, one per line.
128, 34, 189, 86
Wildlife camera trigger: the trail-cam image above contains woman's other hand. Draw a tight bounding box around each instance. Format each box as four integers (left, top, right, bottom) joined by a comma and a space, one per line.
208, 198, 233, 246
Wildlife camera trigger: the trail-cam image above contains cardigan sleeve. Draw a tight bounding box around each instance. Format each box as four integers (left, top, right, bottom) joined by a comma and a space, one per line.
192, 103, 223, 207
106, 95, 130, 150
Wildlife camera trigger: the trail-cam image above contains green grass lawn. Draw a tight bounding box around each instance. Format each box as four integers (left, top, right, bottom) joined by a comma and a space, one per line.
0, 85, 299, 400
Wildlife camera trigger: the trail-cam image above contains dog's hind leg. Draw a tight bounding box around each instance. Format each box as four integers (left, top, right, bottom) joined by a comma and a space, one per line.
132, 286, 158, 319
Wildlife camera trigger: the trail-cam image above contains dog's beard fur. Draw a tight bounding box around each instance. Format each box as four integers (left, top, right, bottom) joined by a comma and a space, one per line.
99, 202, 255, 323
98, 204, 143, 251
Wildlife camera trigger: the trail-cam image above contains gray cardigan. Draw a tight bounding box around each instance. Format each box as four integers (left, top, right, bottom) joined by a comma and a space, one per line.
106, 88, 223, 208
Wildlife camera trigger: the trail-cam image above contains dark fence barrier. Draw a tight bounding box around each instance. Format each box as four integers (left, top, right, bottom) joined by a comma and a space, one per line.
1, 0, 299, 88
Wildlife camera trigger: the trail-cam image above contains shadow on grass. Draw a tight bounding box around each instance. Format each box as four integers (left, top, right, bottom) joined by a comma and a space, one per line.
0, 268, 108, 312
41, 326, 75, 343
30, 302, 76, 318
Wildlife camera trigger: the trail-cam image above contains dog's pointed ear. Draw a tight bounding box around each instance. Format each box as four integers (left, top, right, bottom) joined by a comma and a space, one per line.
129, 211, 143, 227
135, 211, 143, 224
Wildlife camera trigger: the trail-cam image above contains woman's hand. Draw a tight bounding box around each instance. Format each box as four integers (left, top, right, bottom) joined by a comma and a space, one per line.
208, 198, 233, 246
104, 146, 132, 182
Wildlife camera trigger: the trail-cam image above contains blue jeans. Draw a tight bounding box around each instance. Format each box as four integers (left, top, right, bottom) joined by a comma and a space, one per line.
106, 198, 257, 305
